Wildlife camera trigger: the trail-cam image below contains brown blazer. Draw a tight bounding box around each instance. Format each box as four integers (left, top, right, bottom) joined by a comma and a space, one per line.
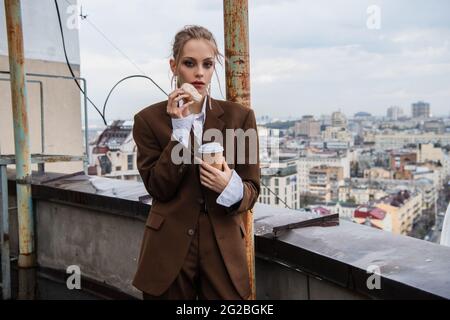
131, 97, 260, 298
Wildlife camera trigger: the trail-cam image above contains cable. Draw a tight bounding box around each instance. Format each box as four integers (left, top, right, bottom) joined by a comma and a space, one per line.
62, 0, 168, 96
63, 0, 151, 80
103, 75, 169, 117
55, 0, 169, 126
83, 18, 147, 77
54, 0, 106, 125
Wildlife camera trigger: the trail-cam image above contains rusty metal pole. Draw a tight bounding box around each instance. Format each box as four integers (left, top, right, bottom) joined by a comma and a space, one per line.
4, 0, 36, 269
223, 0, 255, 299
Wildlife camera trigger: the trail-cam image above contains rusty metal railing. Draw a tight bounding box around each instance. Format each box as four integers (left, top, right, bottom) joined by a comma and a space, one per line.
0, 70, 90, 173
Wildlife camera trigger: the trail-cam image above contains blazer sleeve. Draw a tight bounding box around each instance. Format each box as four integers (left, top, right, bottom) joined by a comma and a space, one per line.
133, 112, 190, 202
224, 108, 260, 215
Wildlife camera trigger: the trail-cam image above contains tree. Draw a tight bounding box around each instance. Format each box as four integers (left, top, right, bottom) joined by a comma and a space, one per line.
300, 193, 321, 208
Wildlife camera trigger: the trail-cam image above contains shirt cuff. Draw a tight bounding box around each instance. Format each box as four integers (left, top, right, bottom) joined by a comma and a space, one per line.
171, 115, 194, 149
216, 170, 244, 207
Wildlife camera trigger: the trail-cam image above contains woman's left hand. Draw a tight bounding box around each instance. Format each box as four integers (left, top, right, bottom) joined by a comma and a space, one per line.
199, 159, 233, 194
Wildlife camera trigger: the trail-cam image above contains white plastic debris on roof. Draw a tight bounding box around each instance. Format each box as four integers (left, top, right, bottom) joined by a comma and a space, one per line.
89, 176, 147, 200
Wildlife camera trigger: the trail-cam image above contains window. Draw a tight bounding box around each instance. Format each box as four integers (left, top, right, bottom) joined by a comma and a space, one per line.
127, 154, 134, 170
275, 178, 279, 186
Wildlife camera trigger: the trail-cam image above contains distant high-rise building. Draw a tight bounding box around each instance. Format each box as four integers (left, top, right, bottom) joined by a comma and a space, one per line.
411, 101, 430, 119
387, 106, 403, 121
308, 165, 344, 202
331, 111, 347, 128
423, 120, 445, 134
257, 115, 271, 124
297, 152, 351, 193
259, 161, 299, 209
258, 125, 280, 163
294, 115, 321, 138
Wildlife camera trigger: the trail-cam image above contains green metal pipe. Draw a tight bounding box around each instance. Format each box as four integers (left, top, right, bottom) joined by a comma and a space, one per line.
4, 0, 35, 268
1, 165, 11, 299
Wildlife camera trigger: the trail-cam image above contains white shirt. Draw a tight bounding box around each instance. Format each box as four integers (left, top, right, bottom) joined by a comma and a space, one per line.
171, 96, 243, 208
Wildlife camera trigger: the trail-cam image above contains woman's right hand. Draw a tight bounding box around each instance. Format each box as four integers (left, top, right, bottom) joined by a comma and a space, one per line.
166, 88, 194, 119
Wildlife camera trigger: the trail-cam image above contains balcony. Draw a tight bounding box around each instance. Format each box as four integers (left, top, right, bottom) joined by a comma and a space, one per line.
2, 169, 450, 299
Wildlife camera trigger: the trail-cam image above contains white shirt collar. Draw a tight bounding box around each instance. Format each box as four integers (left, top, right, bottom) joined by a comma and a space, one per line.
192, 95, 209, 124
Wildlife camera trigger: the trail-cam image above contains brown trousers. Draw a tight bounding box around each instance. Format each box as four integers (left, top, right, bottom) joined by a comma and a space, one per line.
142, 210, 243, 300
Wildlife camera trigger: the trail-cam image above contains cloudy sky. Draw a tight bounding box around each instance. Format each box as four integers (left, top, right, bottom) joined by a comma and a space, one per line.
77, 0, 450, 123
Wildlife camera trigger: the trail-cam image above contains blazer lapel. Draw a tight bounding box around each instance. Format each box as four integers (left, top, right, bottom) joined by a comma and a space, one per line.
202, 97, 225, 145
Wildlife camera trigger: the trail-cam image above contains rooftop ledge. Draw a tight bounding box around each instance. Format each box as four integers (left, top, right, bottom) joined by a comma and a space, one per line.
5, 170, 450, 300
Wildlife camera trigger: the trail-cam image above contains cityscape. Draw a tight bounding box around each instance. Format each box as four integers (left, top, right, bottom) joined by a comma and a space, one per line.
1, 0, 450, 301
88, 100, 450, 243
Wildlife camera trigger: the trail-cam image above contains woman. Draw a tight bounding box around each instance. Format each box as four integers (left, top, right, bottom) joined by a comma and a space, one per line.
132, 25, 260, 300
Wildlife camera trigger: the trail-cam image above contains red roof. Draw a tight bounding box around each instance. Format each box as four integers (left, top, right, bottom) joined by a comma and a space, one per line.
354, 206, 386, 220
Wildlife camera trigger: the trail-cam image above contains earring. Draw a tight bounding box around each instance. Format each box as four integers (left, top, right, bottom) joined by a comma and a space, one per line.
172, 75, 178, 90
207, 82, 212, 109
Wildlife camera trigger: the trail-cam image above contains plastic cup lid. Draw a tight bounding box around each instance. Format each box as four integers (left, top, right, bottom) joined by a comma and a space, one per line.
198, 142, 224, 154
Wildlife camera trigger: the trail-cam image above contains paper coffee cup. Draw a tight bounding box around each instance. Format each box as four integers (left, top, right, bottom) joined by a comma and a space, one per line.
198, 142, 224, 170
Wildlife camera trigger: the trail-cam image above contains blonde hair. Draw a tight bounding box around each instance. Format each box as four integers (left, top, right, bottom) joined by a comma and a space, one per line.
171, 25, 225, 98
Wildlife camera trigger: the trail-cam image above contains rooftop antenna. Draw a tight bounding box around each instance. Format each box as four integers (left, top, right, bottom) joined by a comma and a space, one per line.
80, 5, 87, 20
